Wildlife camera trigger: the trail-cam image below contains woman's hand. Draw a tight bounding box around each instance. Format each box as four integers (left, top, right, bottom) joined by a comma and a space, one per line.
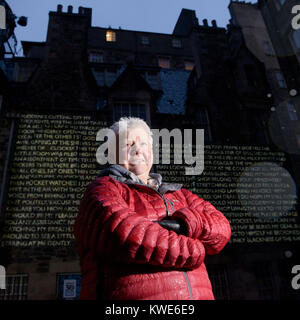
153, 218, 187, 235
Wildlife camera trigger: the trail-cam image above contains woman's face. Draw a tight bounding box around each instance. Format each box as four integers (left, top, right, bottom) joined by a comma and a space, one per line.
117, 127, 153, 179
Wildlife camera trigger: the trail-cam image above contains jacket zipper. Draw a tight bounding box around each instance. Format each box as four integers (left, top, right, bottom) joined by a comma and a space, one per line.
134, 183, 194, 300
162, 197, 194, 300
183, 272, 193, 300
157, 191, 171, 217
136, 183, 171, 217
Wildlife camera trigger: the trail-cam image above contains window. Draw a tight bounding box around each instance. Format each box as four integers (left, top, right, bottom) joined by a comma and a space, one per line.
141, 36, 149, 45
114, 103, 147, 121
158, 57, 170, 69
279, 0, 286, 5
264, 41, 273, 55
172, 38, 182, 48
287, 102, 298, 120
292, 29, 300, 49
0, 274, 28, 300
184, 60, 195, 71
244, 64, 258, 87
91, 67, 122, 87
89, 52, 103, 63
106, 30, 116, 42
275, 71, 287, 88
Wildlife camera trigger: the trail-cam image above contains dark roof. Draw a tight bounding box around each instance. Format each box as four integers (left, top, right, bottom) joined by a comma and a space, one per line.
88, 27, 193, 57
108, 63, 155, 93
91, 64, 190, 115
21, 41, 45, 57
157, 69, 190, 114
173, 8, 197, 36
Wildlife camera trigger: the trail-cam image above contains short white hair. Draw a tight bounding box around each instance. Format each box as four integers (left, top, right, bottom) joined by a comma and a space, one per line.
109, 117, 153, 146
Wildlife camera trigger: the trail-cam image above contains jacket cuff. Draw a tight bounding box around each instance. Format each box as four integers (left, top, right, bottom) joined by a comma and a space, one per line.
171, 207, 202, 239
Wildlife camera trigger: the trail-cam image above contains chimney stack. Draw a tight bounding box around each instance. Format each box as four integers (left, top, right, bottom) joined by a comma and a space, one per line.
57, 4, 63, 13
212, 20, 217, 28
78, 6, 84, 14
67, 5, 73, 14
203, 19, 208, 27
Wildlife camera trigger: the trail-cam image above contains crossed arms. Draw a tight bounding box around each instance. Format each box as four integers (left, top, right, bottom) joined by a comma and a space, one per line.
73, 177, 231, 270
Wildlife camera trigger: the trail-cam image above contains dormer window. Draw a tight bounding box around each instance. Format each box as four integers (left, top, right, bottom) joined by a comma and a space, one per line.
184, 60, 194, 71
141, 36, 150, 45
158, 57, 170, 69
114, 103, 148, 122
89, 52, 103, 63
172, 38, 182, 48
106, 30, 116, 42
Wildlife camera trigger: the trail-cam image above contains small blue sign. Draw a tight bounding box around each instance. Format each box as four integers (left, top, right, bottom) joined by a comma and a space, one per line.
57, 274, 81, 300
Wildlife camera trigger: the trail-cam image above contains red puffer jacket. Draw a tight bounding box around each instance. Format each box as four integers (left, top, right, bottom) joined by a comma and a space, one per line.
73, 165, 231, 300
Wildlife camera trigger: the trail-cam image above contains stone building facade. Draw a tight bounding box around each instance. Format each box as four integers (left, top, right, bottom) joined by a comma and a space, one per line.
0, 2, 299, 300
229, 0, 300, 191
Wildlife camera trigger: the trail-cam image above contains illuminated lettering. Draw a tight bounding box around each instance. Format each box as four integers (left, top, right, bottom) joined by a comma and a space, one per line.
1, 114, 299, 247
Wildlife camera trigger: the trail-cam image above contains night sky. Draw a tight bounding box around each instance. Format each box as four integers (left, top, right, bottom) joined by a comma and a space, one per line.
8, 0, 257, 55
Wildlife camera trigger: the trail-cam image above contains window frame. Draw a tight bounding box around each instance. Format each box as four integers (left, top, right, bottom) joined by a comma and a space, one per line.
88, 51, 104, 63
113, 102, 149, 123
141, 36, 150, 46
158, 56, 170, 69
106, 30, 116, 42
0, 274, 28, 300
184, 60, 195, 71
172, 38, 182, 48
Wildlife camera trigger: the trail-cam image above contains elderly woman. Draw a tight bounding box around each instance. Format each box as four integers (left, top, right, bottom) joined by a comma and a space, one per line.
73, 117, 231, 300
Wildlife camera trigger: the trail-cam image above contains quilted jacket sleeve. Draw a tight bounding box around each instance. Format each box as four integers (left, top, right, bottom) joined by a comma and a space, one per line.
73, 177, 205, 270
171, 188, 231, 255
